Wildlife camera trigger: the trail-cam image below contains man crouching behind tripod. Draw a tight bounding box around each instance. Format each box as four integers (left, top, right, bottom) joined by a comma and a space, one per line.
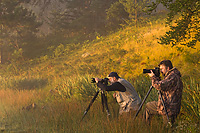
144, 60, 183, 126
95, 72, 141, 116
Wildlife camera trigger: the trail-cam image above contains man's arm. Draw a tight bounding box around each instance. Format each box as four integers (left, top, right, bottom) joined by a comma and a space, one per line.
97, 82, 126, 92
151, 74, 178, 91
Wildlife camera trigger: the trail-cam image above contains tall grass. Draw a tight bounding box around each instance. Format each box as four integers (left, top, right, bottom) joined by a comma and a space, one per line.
182, 78, 200, 122
0, 74, 199, 132
53, 74, 99, 100
0, 90, 172, 132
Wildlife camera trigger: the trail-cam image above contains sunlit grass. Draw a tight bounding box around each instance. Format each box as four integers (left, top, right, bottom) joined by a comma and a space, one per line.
0, 90, 172, 132
0, 74, 199, 132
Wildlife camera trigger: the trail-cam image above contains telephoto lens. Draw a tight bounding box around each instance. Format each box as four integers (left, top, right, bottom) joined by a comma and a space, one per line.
143, 67, 160, 77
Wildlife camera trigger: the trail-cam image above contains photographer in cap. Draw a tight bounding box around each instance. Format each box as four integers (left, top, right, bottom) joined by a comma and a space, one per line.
95, 72, 141, 115
144, 60, 183, 125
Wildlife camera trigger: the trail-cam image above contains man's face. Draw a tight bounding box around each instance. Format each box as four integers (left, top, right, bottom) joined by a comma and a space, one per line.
108, 77, 116, 84
159, 64, 169, 76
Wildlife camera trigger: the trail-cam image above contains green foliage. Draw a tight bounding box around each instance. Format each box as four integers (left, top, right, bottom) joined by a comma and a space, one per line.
148, 0, 200, 47
11, 48, 24, 62
14, 78, 48, 90
184, 51, 200, 65
0, 0, 41, 63
47, 0, 153, 41
182, 78, 200, 122
119, 0, 151, 25
0, 76, 48, 90
53, 44, 65, 58
49, 0, 118, 36
54, 75, 98, 100
106, 2, 129, 31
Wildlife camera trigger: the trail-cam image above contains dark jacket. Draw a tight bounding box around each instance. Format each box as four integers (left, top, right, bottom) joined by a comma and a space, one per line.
97, 78, 141, 114
151, 67, 183, 116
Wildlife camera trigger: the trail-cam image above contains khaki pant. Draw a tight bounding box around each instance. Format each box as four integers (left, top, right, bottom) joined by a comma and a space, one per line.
119, 108, 137, 120
143, 101, 176, 125
119, 103, 140, 115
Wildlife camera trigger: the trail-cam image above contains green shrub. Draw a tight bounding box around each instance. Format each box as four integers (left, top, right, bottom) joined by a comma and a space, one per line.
182, 78, 200, 122
0, 76, 48, 90
53, 44, 65, 58
54, 75, 98, 100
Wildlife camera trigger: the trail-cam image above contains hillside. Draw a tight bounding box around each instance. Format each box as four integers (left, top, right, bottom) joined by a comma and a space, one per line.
0, 12, 200, 132
1, 12, 198, 99
14, 13, 199, 79
2, 12, 199, 85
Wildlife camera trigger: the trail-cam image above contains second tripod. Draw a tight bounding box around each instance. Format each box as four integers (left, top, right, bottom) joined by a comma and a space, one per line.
133, 85, 171, 125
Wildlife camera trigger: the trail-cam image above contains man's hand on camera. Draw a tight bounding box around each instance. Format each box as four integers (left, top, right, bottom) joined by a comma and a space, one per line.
113, 93, 116, 99
95, 78, 102, 83
148, 70, 155, 77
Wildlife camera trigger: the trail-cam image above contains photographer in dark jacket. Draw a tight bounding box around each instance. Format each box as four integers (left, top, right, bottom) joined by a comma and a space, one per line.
144, 60, 183, 125
95, 72, 141, 115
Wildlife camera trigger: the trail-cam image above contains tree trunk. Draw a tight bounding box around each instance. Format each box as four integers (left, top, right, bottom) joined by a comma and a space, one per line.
135, 0, 137, 27
0, 45, 5, 64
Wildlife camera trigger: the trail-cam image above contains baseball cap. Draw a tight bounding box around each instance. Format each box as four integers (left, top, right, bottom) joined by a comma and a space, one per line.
108, 72, 120, 79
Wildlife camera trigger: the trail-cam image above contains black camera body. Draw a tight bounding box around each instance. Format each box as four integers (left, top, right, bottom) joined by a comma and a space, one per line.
143, 67, 160, 77
91, 78, 109, 85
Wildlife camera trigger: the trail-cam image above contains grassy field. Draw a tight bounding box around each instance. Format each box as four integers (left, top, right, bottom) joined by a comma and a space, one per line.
0, 12, 200, 132
0, 76, 199, 132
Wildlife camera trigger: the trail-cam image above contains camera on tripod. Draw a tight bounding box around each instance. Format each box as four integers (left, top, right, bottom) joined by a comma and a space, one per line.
81, 77, 110, 122
143, 67, 160, 77
91, 78, 109, 85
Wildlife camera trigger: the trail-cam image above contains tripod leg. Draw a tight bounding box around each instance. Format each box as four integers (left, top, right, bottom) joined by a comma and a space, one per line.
158, 91, 172, 126
80, 90, 100, 122
134, 86, 153, 120
101, 91, 105, 112
101, 91, 110, 116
